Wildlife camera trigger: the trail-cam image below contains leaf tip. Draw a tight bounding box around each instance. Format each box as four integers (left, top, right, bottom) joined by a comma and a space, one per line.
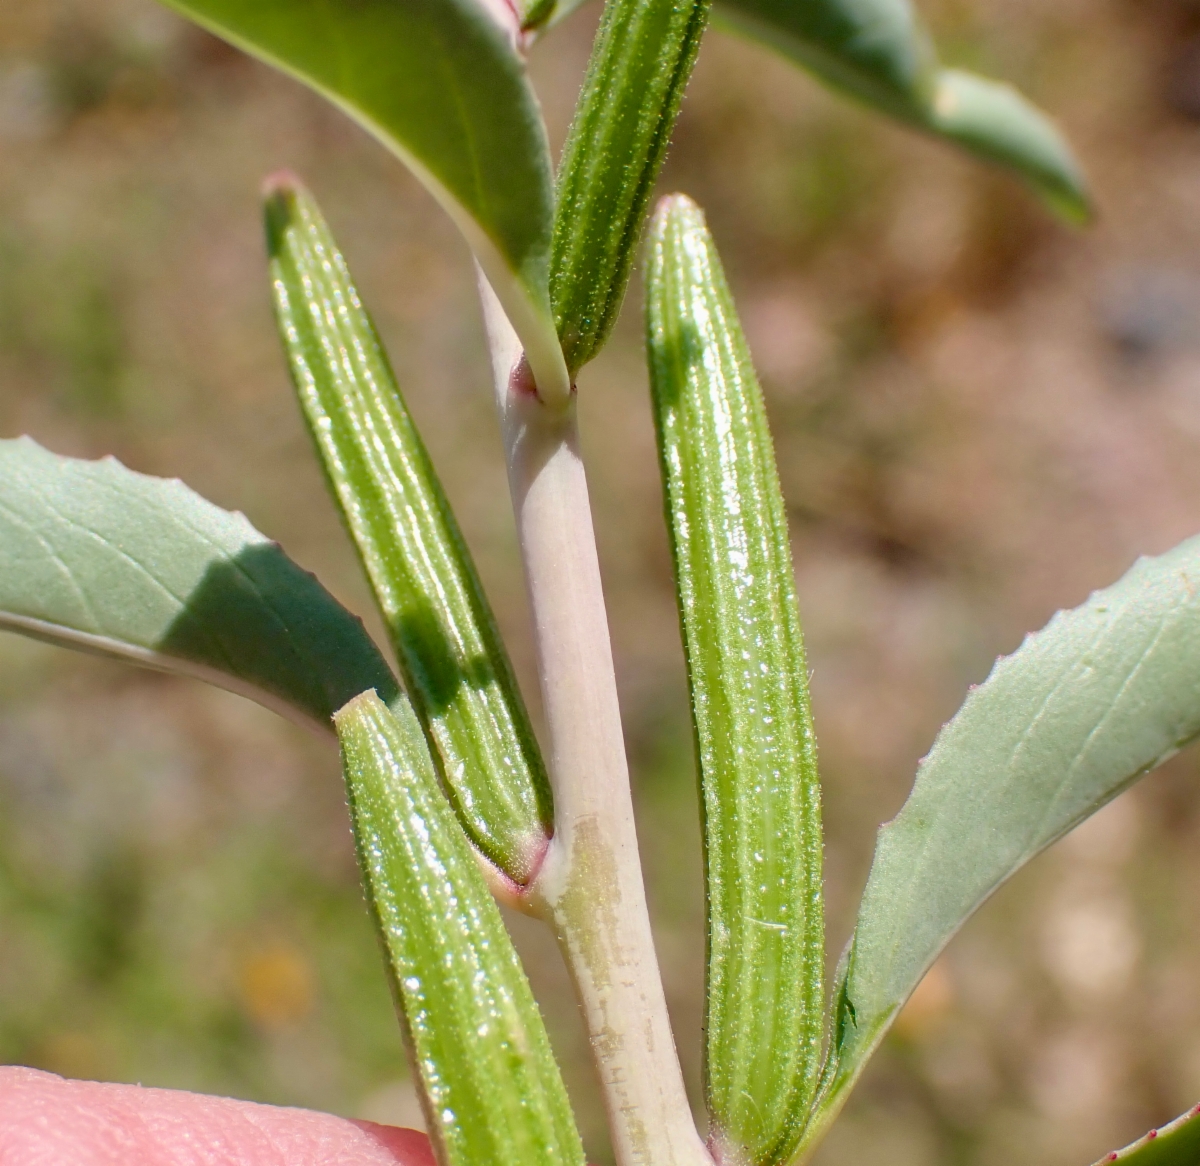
519, 0, 555, 32
1043, 184, 1095, 229
929, 69, 1092, 228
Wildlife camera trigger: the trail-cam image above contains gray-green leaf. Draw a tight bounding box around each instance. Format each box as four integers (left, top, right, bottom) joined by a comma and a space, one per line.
158, 0, 569, 403
266, 176, 552, 886
800, 535, 1200, 1161
645, 193, 823, 1166
711, 0, 1090, 222
0, 436, 399, 730
551, 0, 710, 375
1090, 1105, 1200, 1166
336, 691, 585, 1166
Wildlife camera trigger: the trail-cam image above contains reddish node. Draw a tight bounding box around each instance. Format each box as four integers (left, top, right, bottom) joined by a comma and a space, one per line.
509, 355, 539, 400
1147, 1130, 1158, 1140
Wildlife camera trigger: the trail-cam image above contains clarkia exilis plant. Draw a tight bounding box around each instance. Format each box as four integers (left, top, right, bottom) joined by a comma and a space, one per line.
1, 1, 1197, 1165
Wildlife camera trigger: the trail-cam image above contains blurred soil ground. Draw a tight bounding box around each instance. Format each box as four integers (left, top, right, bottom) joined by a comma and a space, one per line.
3, 1, 1200, 1163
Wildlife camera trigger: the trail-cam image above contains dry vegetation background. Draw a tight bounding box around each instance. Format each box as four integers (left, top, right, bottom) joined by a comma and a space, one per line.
3, 0, 1200, 1163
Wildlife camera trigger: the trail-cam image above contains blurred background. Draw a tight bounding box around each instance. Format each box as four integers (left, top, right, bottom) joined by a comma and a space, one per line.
2, 0, 1200, 1163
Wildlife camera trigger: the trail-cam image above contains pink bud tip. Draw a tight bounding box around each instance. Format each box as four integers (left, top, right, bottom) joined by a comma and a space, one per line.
262, 169, 301, 198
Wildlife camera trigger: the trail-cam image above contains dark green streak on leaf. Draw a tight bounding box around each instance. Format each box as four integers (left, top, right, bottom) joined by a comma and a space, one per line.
804, 536, 1200, 1160
0, 436, 399, 728
551, 0, 710, 375
336, 692, 584, 1166
265, 178, 552, 884
645, 194, 823, 1166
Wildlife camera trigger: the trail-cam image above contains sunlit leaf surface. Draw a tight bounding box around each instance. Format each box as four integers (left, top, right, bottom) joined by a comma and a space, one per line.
159, 0, 569, 401
0, 436, 398, 729
715, 0, 1089, 221
803, 536, 1200, 1159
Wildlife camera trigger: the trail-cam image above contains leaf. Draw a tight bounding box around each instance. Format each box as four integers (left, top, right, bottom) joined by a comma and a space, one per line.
715, 0, 935, 117
1090, 1105, 1200, 1166
158, 0, 569, 404
645, 193, 823, 1166
266, 176, 552, 886
515, 0, 559, 33
0, 436, 399, 730
798, 536, 1200, 1161
550, 0, 710, 375
711, 0, 1091, 222
335, 691, 585, 1166
926, 70, 1091, 225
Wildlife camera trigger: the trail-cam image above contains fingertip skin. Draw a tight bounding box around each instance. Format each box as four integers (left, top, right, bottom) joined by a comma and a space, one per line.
0, 1067, 436, 1166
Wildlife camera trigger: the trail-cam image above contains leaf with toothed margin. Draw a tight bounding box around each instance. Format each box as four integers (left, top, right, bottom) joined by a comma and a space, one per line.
157, 0, 569, 405
0, 436, 400, 731
796, 535, 1200, 1163
335, 691, 585, 1166
645, 193, 823, 1166
266, 176, 552, 886
1090, 1104, 1200, 1165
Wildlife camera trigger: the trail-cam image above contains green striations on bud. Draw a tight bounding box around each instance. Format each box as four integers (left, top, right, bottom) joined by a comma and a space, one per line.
335, 691, 584, 1166
267, 176, 553, 885
645, 193, 825, 1166
550, 0, 711, 376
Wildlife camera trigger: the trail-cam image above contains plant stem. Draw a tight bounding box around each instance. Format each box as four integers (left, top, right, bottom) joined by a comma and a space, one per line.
479, 273, 711, 1166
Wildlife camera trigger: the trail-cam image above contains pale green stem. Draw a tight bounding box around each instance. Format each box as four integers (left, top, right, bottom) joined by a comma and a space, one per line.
479, 272, 712, 1166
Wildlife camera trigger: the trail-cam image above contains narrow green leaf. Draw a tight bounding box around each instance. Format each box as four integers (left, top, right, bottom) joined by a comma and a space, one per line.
266, 176, 552, 886
158, 0, 569, 404
927, 69, 1091, 225
335, 691, 585, 1166
800, 536, 1200, 1161
712, 0, 1091, 222
551, 0, 710, 375
714, 0, 934, 118
645, 193, 823, 1166
1090, 1105, 1200, 1166
0, 436, 399, 730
